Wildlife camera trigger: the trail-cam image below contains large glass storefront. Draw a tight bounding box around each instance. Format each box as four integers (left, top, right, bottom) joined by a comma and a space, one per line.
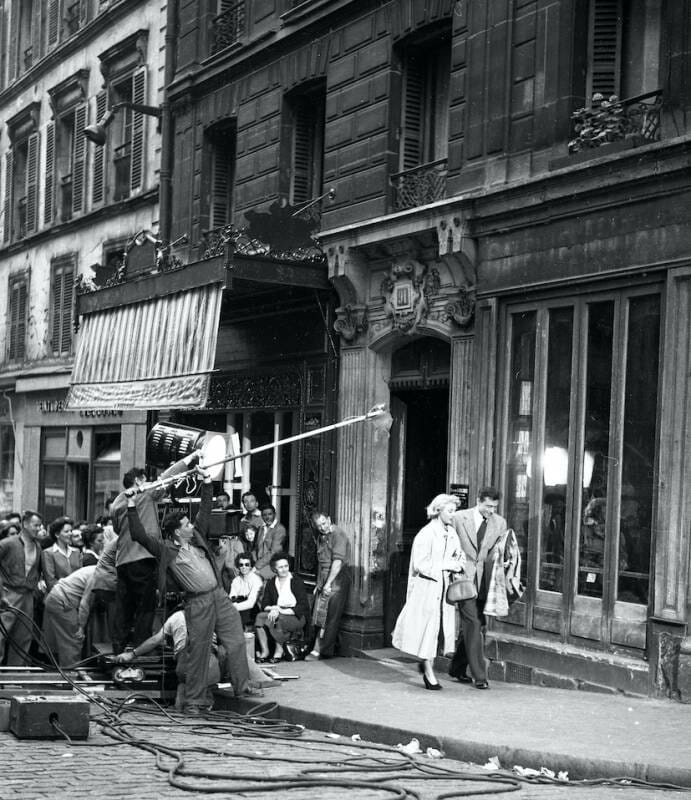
500, 285, 661, 652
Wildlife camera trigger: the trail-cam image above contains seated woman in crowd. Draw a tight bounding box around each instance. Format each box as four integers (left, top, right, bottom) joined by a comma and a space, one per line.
229, 552, 263, 628
41, 516, 82, 593
255, 552, 309, 663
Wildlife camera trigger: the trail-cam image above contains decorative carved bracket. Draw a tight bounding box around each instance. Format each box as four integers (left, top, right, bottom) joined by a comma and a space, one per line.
443, 285, 476, 329
334, 304, 368, 343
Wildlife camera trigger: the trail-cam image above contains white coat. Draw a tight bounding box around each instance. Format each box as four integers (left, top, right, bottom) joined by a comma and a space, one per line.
391, 518, 464, 660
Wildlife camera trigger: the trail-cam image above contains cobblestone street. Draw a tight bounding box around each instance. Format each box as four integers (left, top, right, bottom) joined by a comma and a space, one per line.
0, 705, 688, 800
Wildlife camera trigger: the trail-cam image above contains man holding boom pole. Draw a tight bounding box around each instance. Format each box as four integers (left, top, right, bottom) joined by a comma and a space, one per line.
126, 461, 262, 713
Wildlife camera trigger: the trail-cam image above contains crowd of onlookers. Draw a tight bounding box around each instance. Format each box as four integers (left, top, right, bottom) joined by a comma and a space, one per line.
0, 466, 351, 714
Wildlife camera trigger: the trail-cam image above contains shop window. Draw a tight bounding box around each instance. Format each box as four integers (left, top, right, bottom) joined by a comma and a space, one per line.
282, 82, 326, 207
392, 25, 451, 209
502, 288, 660, 613
205, 121, 237, 230
41, 428, 67, 521
50, 257, 75, 355
92, 430, 121, 516
7, 272, 29, 363
0, 424, 15, 513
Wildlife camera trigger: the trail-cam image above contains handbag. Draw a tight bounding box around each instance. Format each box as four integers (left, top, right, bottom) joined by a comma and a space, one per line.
445, 574, 477, 604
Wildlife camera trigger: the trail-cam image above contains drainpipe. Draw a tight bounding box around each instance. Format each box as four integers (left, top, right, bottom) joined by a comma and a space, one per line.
158, 0, 178, 249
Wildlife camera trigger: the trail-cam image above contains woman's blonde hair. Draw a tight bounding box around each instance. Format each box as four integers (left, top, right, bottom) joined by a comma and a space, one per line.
426, 493, 459, 519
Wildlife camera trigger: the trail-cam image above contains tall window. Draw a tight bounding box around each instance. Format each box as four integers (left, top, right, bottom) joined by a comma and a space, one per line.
50, 258, 75, 355
3, 132, 39, 242
109, 68, 147, 201
7, 273, 29, 363
398, 29, 451, 171
45, 104, 87, 224
583, 0, 662, 101
503, 287, 661, 614
283, 82, 326, 206
206, 121, 237, 229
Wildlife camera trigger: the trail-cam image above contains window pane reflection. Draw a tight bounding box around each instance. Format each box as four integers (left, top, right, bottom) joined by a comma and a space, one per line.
506, 312, 536, 563
578, 301, 614, 598
617, 295, 660, 604
539, 308, 574, 592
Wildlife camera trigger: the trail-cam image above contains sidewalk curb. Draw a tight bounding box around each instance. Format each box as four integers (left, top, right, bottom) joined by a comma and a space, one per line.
224, 695, 691, 788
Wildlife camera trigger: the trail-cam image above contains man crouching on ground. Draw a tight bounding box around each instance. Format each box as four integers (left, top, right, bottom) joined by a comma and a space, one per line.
125, 462, 262, 714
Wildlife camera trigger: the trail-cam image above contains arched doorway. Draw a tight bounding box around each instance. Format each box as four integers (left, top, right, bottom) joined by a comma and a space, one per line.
384, 337, 450, 639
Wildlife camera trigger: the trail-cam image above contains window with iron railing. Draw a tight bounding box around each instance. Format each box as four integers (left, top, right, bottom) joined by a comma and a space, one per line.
211, 1, 246, 54
390, 160, 448, 212
392, 26, 451, 210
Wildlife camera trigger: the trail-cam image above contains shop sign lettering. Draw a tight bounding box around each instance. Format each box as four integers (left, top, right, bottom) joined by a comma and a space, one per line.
37, 400, 122, 418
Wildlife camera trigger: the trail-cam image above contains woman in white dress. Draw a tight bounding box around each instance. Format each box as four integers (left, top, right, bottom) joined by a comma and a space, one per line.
391, 494, 465, 690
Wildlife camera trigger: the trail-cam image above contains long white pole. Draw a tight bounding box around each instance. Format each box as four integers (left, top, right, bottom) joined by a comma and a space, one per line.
140, 403, 388, 493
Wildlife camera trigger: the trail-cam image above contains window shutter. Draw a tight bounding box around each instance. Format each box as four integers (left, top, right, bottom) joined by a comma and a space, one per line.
8, 279, 27, 362
45, 121, 55, 225
291, 102, 313, 205
72, 104, 87, 215
8, 4, 18, 83
587, 0, 623, 100
25, 132, 39, 234
3, 151, 13, 243
31, 0, 42, 65
48, 0, 59, 47
211, 146, 231, 228
92, 91, 107, 205
401, 50, 424, 170
51, 266, 63, 353
130, 67, 147, 193
51, 262, 74, 354
60, 265, 74, 353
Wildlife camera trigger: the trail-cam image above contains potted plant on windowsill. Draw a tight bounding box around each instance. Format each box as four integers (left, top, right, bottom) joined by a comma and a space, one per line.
567, 93, 645, 158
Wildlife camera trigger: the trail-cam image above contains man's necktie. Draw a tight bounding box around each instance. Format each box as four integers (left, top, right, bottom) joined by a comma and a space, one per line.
476, 518, 487, 550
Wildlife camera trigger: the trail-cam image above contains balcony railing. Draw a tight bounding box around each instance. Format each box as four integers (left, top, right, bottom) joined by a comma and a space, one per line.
390, 159, 448, 211
211, 1, 245, 54
569, 90, 663, 154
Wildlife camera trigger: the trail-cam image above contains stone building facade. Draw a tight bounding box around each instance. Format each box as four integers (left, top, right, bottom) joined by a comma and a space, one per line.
70, 0, 691, 697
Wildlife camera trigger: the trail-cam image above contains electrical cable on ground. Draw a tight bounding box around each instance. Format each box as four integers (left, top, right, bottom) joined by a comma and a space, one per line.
1, 602, 689, 796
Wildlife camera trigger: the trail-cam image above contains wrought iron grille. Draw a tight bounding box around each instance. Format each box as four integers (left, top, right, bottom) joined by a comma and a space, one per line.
390, 159, 448, 211
211, 1, 246, 54
569, 90, 663, 154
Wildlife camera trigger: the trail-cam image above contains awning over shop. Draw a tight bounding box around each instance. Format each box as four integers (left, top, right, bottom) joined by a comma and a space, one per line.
66, 281, 224, 410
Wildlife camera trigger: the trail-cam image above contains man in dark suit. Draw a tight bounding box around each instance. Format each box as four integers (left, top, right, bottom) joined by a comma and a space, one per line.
449, 487, 507, 689
254, 505, 287, 581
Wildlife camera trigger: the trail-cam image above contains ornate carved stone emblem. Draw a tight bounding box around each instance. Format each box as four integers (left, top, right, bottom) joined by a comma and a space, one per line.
380, 259, 441, 335
334, 304, 368, 343
443, 286, 476, 329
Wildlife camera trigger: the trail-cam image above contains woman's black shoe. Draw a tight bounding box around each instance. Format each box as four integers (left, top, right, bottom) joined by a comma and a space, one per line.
422, 673, 442, 691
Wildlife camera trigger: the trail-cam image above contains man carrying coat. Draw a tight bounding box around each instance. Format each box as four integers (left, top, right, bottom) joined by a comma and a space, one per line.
449, 487, 507, 689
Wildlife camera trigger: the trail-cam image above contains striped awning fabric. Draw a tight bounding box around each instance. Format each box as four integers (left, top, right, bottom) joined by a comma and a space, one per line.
66, 282, 224, 410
